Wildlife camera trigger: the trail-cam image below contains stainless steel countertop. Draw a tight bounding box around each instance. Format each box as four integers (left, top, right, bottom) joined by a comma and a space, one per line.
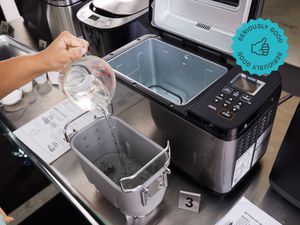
1, 18, 300, 225
1, 80, 300, 225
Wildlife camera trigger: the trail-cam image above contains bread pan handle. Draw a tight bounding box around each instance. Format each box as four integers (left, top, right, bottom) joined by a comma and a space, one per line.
63, 111, 90, 143
119, 141, 171, 193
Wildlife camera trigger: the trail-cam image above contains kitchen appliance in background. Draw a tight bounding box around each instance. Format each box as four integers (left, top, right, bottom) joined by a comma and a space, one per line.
270, 103, 300, 208
0, 7, 4, 21
15, 0, 53, 46
42, 0, 88, 39
105, 0, 281, 194
77, 0, 150, 57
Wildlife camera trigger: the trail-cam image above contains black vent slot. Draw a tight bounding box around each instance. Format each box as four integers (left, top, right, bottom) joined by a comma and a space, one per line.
237, 123, 258, 159
195, 22, 211, 31
258, 108, 275, 136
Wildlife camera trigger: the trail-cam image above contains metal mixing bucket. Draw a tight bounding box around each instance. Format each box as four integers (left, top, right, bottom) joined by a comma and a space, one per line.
64, 114, 171, 217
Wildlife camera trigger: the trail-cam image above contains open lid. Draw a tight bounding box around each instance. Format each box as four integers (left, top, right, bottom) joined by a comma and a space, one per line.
151, 0, 264, 55
91, 0, 148, 16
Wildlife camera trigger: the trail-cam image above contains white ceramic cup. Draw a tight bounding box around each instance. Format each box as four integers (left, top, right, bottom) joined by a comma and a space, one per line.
0, 89, 22, 106
35, 73, 48, 84
20, 81, 33, 93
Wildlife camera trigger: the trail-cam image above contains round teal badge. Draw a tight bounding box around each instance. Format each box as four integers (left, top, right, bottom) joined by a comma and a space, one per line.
232, 18, 288, 76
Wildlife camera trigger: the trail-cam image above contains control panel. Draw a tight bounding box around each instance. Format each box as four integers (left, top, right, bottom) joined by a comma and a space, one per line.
77, 4, 113, 28
187, 66, 281, 132
209, 73, 265, 121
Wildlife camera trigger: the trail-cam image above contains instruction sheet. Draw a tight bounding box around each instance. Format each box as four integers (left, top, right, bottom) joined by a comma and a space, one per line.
215, 197, 282, 225
14, 99, 101, 164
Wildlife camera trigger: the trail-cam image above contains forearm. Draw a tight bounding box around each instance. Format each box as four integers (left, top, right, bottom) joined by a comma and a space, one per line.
0, 52, 49, 98
0, 31, 88, 99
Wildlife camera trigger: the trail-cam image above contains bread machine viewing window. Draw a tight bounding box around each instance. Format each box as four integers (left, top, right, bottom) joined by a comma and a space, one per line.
88, 14, 99, 21
212, 0, 240, 7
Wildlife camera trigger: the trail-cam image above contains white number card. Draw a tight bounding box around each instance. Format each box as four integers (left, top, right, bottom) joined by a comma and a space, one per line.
178, 190, 201, 213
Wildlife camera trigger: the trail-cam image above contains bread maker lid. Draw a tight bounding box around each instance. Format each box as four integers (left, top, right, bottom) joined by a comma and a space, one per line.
42, 0, 85, 6
151, 0, 264, 55
91, 0, 148, 16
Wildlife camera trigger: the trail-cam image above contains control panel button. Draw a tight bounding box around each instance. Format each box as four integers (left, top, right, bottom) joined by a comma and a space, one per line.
240, 94, 251, 102
220, 93, 224, 97
223, 103, 228, 107
233, 91, 240, 97
208, 105, 217, 111
222, 86, 233, 94
232, 108, 237, 112
234, 105, 241, 110
238, 102, 242, 106
229, 98, 233, 101
214, 99, 219, 103
220, 110, 235, 120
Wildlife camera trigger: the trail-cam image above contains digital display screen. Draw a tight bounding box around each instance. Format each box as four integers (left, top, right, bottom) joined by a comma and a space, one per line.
231, 73, 265, 95
89, 15, 99, 21
212, 0, 239, 7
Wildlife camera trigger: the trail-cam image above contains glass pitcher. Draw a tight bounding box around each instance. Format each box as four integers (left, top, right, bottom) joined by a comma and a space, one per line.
59, 55, 116, 112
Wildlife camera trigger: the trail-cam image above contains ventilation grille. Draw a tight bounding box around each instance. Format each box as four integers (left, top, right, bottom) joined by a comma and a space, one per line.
236, 106, 276, 159
195, 22, 211, 31
237, 123, 258, 159
258, 108, 275, 136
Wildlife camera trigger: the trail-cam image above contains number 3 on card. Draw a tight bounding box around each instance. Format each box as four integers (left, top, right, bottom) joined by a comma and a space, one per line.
178, 190, 201, 213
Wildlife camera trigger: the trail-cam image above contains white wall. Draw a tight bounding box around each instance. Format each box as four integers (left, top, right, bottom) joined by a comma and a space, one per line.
0, 0, 20, 22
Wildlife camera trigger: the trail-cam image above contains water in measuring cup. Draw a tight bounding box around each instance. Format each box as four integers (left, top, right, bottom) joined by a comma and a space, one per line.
64, 71, 111, 111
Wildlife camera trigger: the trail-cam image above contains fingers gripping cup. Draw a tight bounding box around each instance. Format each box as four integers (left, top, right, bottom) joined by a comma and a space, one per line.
60, 56, 116, 111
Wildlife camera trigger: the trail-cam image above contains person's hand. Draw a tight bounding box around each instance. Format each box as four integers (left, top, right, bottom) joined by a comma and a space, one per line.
4, 216, 14, 223
39, 31, 89, 71
0, 208, 13, 224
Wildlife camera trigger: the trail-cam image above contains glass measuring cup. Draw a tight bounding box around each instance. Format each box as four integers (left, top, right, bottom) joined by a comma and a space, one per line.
60, 55, 116, 111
